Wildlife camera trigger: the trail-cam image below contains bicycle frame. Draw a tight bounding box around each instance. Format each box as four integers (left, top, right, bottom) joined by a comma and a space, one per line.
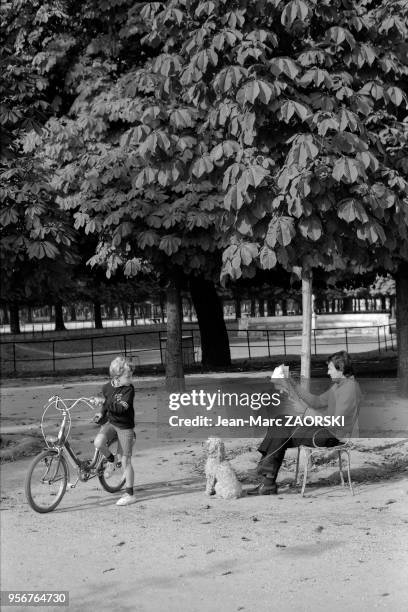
42, 396, 104, 487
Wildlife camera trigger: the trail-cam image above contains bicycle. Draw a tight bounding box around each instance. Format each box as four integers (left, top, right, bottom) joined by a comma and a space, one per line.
25, 396, 125, 513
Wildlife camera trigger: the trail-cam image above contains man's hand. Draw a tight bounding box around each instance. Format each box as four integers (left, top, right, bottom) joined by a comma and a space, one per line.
93, 412, 103, 423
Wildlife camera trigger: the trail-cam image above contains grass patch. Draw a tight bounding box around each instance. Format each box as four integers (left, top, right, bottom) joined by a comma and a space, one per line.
0, 433, 44, 462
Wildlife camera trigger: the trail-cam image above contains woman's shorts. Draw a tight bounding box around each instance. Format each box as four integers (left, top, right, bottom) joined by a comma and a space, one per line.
99, 423, 135, 457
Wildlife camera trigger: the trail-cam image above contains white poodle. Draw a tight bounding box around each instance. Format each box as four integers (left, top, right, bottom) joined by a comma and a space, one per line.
205, 437, 243, 499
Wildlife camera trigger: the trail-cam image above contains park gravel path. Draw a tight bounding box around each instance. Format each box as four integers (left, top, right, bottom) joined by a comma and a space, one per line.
1, 377, 407, 612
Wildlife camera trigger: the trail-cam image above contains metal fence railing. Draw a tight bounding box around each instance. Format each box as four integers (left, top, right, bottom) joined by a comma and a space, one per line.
0, 324, 396, 375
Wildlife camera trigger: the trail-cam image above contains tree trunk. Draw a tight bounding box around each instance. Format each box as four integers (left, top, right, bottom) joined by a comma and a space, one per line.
396, 263, 408, 396
120, 303, 128, 325
70, 305, 77, 321
381, 296, 386, 311
129, 302, 135, 327
266, 298, 275, 316
281, 299, 287, 316
10, 302, 20, 334
93, 301, 103, 329
165, 273, 184, 391
54, 301, 65, 332
26, 307, 33, 324
342, 296, 353, 313
250, 296, 256, 317
182, 297, 191, 322
301, 269, 313, 389
159, 294, 166, 323
190, 276, 231, 369
259, 299, 265, 317
1, 305, 10, 325
390, 296, 396, 319
234, 295, 241, 319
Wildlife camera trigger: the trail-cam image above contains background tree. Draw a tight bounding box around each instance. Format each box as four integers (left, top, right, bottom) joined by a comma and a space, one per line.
19, 0, 408, 393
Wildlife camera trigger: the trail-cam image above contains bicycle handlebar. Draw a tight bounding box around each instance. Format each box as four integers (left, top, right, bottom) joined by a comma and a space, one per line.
47, 396, 100, 411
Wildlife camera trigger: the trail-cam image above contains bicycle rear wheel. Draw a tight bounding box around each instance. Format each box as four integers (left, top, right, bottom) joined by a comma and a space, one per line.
98, 440, 126, 493
25, 450, 68, 513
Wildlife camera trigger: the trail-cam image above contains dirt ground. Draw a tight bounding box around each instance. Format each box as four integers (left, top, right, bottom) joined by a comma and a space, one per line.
1, 374, 407, 612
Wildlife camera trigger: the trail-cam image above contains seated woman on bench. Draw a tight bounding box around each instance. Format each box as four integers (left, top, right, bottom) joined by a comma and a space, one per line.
248, 351, 362, 496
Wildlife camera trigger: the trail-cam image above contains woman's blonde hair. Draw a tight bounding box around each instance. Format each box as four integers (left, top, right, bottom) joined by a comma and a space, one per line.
109, 355, 133, 380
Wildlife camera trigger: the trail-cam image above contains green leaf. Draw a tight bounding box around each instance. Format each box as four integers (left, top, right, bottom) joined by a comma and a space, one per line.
386, 86, 406, 107
192, 155, 214, 178
281, 0, 309, 28
236, 79, 274, 105
359, 81, 384, 101
332, 157, 363, 184
298, 68, 333, 88
41, 241, 60, 259
298, 216, 322, 241
224, 185, 244, 210
186, 210, 211, 230
124, 258, 142, 276
113, 222, 133, 246
337, 199, 368, 223
195, 1, 216, 19
259, 246, 277, 269
0, 207, 19, 226
134, 167, 158, 189
286, 135, 319, 167
239, 243, 259, 266
27, 241, 59, 260
170, 108, 196, 129
138, 231, 159, 248
213, 66, 248, 93
325, 26, 355, 48
239, 165, 269, 191
315, 114, 339, 136
338, 108, 360, 132
159, 235, 182, 255
357, 221, 386, 244
210, 140, 240, 162
279, 100, 311, 122
222, 163, 241, 191
269, 57, 300, 79
266, 217, 295, 248
358, 151, 379, 172
367, 184, 395, 209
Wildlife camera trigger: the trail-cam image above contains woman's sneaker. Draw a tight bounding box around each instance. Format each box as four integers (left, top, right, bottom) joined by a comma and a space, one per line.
116, 493, 137, 506
104, 461, 116, 479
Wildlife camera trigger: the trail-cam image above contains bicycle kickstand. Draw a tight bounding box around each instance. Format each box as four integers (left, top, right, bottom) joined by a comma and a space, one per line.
67, 477, 79, 489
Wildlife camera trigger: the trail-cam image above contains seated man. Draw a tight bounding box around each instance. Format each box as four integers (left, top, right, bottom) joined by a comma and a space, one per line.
248, 351, 362, 495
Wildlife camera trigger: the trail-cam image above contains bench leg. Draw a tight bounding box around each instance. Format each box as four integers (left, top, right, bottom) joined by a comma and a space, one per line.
338, 451, 345, 486
294, 446, 300, 485
301, 451, 310, 497
345, 450, 354, 496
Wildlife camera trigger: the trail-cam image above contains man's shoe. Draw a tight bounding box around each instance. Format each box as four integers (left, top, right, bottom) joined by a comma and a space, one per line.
247, 483, 278, 496
116, 493, 137, 506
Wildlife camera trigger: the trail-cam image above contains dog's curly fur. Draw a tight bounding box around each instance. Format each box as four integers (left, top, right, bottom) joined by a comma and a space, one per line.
204, 437, 242, 499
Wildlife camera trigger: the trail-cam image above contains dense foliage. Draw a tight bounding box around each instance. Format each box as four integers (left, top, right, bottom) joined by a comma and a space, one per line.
24, 0, 408, 286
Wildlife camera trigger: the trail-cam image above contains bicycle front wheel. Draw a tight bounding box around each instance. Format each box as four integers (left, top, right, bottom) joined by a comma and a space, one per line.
98, 440, 126, 493
25, 450, 68, 513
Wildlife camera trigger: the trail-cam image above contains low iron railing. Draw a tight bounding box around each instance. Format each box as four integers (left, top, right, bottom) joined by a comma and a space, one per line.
0, 324, 396, 375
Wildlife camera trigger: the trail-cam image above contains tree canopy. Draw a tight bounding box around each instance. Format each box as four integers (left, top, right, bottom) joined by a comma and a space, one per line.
25, 0, 408, 288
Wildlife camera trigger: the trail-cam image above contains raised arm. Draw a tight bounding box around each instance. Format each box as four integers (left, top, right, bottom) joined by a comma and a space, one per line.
110, 386, 135, 414
286, 378, 330, 411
